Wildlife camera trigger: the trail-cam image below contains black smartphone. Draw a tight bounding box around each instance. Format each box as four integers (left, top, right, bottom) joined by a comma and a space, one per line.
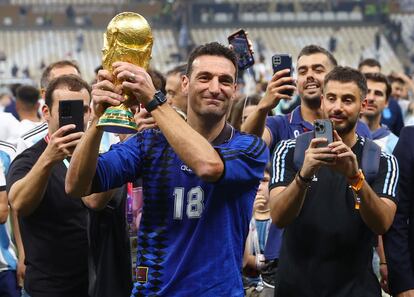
314, 119, 334, 148
59, 100, 84, 134
228, 29, 254, 70
272, 54, 294, 96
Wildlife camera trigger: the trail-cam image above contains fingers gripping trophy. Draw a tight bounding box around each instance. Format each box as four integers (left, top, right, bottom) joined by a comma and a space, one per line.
97, 12, 153, 133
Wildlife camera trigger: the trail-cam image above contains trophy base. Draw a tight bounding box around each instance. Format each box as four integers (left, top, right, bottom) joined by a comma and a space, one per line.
97, 105, 138, 134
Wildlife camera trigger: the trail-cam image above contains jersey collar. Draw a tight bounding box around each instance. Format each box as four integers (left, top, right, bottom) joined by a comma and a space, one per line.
289, 105, 314, 132
211, 123, 234, 146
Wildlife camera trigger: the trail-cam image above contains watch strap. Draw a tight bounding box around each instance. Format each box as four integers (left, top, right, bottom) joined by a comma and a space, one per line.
145, 91, 165, 112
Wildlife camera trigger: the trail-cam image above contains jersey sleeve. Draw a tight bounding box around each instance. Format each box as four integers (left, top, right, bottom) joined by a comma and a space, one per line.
0, 171, 5, 191
91, 134, 143, 193
0, 150, 13, 190
269, 139, 297, 190
216, 134, 268, 185
265, 115, 283, 152
6, 151, 35, 194
369, 152, 399, 202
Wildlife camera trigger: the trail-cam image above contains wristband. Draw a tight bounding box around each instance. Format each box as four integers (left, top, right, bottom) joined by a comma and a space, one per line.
380, 262, 387, 265
348, 169, 365, 192
295, 172, 311, 189
298, 170, 312, 184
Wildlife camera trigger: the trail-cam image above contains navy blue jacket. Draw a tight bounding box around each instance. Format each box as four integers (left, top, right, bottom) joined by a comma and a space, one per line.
384, 126, 414, 295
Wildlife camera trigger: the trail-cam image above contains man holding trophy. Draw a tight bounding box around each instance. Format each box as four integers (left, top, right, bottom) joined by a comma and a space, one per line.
66, 12, 268, 296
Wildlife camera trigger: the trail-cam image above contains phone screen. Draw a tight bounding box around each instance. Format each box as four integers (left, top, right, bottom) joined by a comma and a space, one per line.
59, 100, 84, 134
228, 30, 254, 70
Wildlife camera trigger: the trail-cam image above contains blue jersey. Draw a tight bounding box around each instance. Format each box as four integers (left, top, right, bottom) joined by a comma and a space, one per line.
91, 126, 268, 296
266, 105, 372, 153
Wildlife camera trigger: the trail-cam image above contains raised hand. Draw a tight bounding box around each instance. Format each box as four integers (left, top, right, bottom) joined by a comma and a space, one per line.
91, 69, 124, 118
134, 107, 157, 132
300, 137, 336, 179
112, 62, 157, 106
327, 131, 359, 178
258, 69, 296, 111
44, 125, 84, 164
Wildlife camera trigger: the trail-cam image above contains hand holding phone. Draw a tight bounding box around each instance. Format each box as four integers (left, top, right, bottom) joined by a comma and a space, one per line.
272, 54, 294, 96
228, 29, 254, 70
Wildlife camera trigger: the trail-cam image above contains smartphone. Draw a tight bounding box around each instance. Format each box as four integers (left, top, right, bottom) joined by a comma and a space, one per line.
228, 29, 254, 70
314, 119, 334, 148
59, 100, 84, 134
272, 54, 294, 96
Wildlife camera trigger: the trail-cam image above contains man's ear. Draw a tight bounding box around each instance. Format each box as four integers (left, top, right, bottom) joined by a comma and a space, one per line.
42, 104, 50, 121
360, 98, 367, 116
182, 75, 189, 96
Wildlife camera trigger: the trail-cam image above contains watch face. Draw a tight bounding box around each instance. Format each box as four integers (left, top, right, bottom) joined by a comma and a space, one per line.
155, 91, 167, 104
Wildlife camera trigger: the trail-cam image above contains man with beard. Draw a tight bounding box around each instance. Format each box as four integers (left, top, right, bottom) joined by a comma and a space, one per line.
242, 45, 371, 153
270, 66, 398, 297
241, 45, 371, 292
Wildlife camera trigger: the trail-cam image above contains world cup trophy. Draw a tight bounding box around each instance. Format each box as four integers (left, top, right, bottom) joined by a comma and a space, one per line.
97, 12, 153, 133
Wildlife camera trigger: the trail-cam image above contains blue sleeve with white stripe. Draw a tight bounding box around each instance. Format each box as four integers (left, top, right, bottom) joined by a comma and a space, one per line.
370, 152, 399, 201
266, 115, 284, 153
269, 139, 296, 189
217, 133, 268, 185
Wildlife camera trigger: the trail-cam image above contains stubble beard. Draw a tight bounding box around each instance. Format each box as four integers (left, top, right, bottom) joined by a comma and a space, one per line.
302, 94, 322, 110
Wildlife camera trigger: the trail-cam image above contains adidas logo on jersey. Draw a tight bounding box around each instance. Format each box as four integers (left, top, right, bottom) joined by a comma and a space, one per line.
180, 165, 193, 173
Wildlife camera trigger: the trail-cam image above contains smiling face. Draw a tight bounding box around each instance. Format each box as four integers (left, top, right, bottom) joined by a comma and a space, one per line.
296, 53, 335, 108
364, 79, 388, 119
322, 80, 363, 135
183, 55, 236, 121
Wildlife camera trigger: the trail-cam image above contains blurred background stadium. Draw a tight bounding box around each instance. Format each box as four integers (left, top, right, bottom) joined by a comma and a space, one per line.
0, 0, 412, 86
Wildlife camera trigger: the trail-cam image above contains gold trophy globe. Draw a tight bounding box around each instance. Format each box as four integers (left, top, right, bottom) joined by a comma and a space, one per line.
97, 12, 153, 133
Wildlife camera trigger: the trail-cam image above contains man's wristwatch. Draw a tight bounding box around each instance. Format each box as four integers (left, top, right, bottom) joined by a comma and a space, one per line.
145, 90, 167, 112
348, 169, 365, 192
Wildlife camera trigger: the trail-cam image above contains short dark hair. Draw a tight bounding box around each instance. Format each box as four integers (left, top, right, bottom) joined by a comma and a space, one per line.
388, 75, 405, 86
16, 85, 40, 107
298, 45, 338, 67
166, 64, 187, 77
324, 66, 367, 99
358, 58, 381, 71
148, 68, 166, 94
186, 42, 238, 81
40, 60, 81, 89
364, 72, 391, 101
45, 74, 91, 109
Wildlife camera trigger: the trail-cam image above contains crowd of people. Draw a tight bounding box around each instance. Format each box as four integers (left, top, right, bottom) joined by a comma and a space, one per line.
0, 33, 414, 297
